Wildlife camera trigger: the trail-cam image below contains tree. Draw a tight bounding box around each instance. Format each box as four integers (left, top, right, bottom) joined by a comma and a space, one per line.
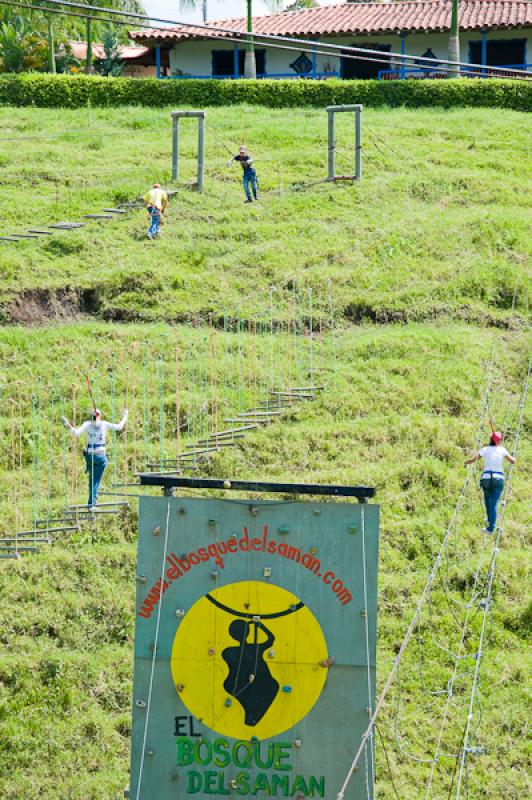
284, 0, 319, 10
0, 12, 47, 72
99, 28, 124, 76
448, 0, 460, 77
243, 0, 282, 78
179, 0, 282, 78
180, 0, 208, 24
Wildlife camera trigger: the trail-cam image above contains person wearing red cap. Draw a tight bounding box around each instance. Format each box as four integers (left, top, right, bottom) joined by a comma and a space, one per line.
61, 408, 128, 509
464, 431, 515, 533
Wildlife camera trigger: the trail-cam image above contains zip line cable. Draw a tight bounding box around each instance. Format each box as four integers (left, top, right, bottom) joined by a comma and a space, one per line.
2, 0, 530, 81
336, 345, 496, 799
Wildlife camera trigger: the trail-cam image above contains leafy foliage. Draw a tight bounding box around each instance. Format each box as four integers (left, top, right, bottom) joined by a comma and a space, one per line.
0, 72, 529, 111
98, 28, 124, 77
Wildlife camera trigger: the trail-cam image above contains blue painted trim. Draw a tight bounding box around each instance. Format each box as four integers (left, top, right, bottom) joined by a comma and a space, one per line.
156, 46, 161, 80
233, 44, 239, 79
312, 48, 317, 80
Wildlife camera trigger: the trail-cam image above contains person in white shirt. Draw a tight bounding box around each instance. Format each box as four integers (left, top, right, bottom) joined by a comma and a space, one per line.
61, 408, 128, 509
464, 430, 515, 533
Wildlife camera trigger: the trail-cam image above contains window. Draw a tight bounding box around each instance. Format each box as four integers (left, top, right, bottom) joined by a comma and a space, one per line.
341, 44, 391, 80
469, 38, 526, 67
212, 48, 266, 77
290, 52, 313, 75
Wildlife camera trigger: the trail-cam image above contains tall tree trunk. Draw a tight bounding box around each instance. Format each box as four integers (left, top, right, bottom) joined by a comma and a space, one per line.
86, 15, 93, 75
47, 15, 56, 74
447, 0, 460, 77
244, 0, 256, 79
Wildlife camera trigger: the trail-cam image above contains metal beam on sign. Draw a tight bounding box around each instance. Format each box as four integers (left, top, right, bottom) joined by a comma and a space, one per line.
138, 474, 375, 501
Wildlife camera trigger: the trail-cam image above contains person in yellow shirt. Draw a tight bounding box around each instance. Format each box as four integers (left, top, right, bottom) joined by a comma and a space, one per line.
143, 183, 169, 239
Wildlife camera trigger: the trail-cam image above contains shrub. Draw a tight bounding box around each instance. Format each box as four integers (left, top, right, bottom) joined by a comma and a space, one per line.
0, 73, 530, 111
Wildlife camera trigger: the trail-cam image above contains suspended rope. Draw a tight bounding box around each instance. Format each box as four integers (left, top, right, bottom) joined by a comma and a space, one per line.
453, 358, 531, 798
336, 346, 496, 799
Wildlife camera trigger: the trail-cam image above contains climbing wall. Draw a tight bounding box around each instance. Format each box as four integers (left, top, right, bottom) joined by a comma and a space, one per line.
129, 495, 379, 800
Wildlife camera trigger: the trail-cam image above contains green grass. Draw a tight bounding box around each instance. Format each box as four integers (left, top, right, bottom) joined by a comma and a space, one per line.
0, 105, 530, 324
0, 103, 530, 799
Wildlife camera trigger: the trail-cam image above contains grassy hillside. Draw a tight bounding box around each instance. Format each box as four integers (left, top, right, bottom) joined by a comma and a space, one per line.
0, 103, 530, 800
0, 106, 530, 325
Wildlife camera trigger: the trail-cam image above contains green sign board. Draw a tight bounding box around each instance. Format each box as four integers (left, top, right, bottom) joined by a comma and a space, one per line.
129, 496, 379, 800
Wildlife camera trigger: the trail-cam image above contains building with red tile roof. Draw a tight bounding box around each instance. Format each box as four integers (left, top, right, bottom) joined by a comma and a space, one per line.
129, 1, 532, 80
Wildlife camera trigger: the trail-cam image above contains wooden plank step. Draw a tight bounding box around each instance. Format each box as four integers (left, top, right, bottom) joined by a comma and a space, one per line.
196, 424, 259, 438
0, 237, 20, 242
284, 386, 324, 392
36, 517, 78, 526
0, 537, 50, 544
186, 440, 239, 449
0, 553, 21, 560
0, 546, 39, 553
28, 229, 53, 235
83, 214, 113, 220
65, 509, 121, 516
237, 410, 283, 417
8, 233, 39, 239
224, 418, 270, 424
15, 526, 79, 535
195, 435, 245, 446
49, 222, 84, 229
66, 501, 129, 509
103, 208, 128, 214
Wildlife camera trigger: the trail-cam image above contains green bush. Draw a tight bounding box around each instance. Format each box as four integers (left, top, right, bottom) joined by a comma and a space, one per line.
0, 72, 530, 111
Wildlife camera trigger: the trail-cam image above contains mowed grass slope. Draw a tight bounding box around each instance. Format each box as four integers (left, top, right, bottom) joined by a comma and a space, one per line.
0, 322, 529, 800
0, 103, 530, 800
0, 105, 530, 324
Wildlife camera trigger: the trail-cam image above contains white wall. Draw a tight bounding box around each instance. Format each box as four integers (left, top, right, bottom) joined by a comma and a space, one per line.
167, 29, 531, 77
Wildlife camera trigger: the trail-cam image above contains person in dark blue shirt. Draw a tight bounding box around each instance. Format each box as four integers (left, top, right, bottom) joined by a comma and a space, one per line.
228, 146, 259, 203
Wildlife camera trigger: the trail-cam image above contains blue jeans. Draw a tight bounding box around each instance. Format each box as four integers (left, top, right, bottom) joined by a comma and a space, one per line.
480, 477, 504, 533
85, 452, 108, 507
148, 206, 160, 237
243, 169, 258, 201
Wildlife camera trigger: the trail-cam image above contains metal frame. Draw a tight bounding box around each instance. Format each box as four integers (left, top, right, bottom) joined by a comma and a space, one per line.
326, 104, 362, 183
138, 474, 375, 501
170, 110, 206, 191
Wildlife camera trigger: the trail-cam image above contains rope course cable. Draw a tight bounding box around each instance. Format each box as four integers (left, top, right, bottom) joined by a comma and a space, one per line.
453, 358, 531, 799
336, 341, 497, 799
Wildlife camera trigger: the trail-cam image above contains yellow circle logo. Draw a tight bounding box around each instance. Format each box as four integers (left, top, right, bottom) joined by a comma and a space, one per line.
171, 581, 328, 740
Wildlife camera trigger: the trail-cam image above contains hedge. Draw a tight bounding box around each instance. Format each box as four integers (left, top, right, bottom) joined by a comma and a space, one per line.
0, 73, 530, 111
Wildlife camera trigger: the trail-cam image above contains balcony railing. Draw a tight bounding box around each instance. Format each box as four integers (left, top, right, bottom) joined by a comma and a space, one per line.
161, 71, 340, 80
378, 63, 532, 80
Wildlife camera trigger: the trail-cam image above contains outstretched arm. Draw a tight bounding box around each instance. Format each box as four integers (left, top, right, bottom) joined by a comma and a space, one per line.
464, 453, 480, 466
505, 452, 516, 465
62, 417, 90, 437
105, 409, 128, 432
